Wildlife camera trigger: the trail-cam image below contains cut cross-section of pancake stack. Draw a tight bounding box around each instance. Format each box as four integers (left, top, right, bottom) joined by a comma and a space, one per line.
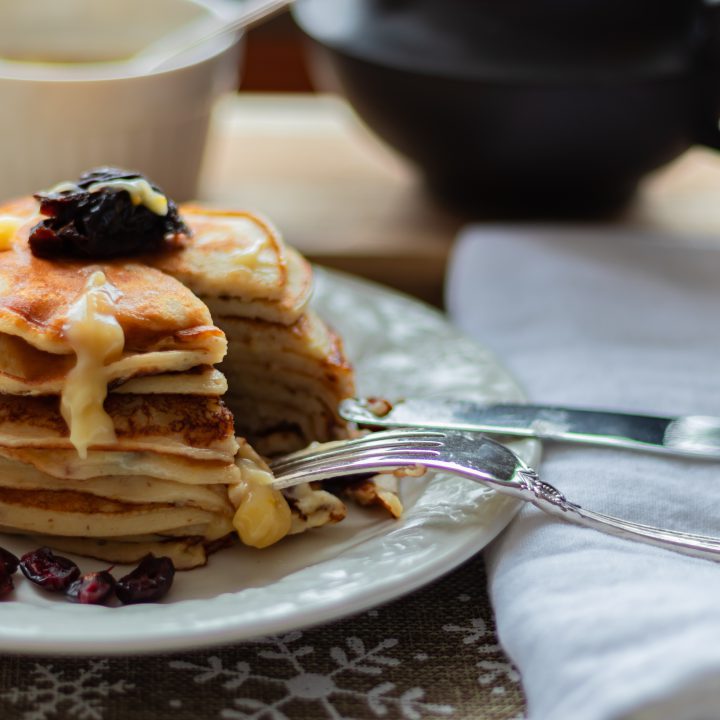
0, 177, 400, 570
150, 206, 355, 458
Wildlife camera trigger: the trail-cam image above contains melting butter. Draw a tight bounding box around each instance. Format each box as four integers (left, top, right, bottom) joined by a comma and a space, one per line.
61, 271, 125, 459
45, 181, 82, 194
230, 448, 292, 548
44, 178, 168, 216
230, 479, 293, 549
229, 236, 267, 269
0, 215, 24, 250
87, 178, 168, 216
193, 220, 271, 275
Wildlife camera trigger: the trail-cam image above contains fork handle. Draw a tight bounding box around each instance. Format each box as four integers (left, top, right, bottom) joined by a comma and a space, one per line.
514, 469, 720, 561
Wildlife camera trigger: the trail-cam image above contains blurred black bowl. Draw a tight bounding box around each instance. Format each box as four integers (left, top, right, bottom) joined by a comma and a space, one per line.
294, 0, 720, 217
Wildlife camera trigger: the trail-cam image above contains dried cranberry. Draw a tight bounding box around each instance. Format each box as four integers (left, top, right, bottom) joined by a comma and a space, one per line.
115, 554, 175, 605
0, 570, 13, 598
66, 571, 116, 605
19, 547, 81, 591
29, 167, 189, 259
0, 546, 19, 575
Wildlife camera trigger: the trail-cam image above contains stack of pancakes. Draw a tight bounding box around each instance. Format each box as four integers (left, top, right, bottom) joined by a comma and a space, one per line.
0, 196, 361, 569
0, 238, 240, 568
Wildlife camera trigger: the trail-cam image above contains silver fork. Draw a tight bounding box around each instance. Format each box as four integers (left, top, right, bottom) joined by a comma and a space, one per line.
270, 428, 720, 562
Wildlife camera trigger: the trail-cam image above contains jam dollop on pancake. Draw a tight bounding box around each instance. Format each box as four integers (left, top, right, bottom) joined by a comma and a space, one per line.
29, 167, 189, 259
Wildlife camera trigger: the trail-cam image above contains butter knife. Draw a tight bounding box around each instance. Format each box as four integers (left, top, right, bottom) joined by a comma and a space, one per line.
339, 398, 720, 460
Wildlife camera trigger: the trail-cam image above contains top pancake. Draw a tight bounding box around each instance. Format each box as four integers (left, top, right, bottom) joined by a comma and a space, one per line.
0, 198, 220, 355
0, 198, 313, 330
152, 206, 288, 301
151, 206, 313, 325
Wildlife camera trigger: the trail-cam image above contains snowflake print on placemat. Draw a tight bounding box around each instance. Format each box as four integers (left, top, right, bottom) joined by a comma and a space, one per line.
442, 617, 490, 646
170, 630, 453, 720
0, 659, 133, 720
442, 593, 525, 715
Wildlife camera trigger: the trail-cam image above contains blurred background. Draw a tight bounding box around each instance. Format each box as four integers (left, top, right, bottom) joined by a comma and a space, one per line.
3, 0, 720, 307
241, 11, 313, 92
218, 1, 720, 306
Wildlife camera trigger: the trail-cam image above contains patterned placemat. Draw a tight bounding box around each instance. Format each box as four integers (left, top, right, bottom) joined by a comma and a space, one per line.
0, 558, 524, 720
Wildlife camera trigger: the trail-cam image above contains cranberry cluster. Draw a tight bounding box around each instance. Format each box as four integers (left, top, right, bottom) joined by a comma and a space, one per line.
29, 167, 189, 259
0, 546, 175, 605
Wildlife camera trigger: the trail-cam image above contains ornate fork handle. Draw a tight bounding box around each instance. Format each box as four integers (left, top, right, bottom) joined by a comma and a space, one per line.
513, 468, 720, 561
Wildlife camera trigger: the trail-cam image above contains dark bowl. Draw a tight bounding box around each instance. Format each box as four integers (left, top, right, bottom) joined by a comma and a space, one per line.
294, 0, 720, 216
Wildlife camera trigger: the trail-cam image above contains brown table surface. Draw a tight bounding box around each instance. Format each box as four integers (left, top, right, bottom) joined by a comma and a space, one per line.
199, 93, 720, 308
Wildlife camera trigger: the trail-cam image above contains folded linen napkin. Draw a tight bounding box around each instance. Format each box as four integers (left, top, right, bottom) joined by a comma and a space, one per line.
447, 226, 720, 720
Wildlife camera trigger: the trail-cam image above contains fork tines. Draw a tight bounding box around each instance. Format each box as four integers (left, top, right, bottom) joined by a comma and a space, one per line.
268, 429, 445, 488
269, 428, 444, 474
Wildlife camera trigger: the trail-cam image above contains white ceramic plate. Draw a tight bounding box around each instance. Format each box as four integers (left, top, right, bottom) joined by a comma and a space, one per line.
0, 269, 539, 655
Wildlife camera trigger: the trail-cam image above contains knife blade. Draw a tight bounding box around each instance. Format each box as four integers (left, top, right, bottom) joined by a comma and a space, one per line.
339, 397, 720, 460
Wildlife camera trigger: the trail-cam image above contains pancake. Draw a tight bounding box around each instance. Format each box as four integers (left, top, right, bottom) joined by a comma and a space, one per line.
112, 366, 227, 395
0, 455, 234, 512
284, 482, 347, 535
0, 338, 227, 396
0, 394, 238, 460
150, 206, 313, 325
0, 486, 234, 540
0, 237, 220, 355
342, 474, 404, 519
149, 207, 288, 300
0, 446, 243, 485
203, 247, 313, 326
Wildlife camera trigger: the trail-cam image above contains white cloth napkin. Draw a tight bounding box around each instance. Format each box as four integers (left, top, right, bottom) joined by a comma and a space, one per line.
447, 226, 720, 720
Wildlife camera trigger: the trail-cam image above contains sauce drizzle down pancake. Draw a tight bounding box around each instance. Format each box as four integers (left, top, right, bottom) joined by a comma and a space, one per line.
61, 270, 124, 458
